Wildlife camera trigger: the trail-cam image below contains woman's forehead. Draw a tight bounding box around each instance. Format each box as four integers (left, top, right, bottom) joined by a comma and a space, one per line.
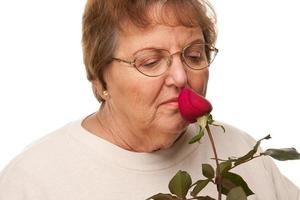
115, 25, 204, 57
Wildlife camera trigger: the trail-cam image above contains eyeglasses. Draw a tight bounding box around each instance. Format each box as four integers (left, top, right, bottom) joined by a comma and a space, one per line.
112, 43, 218, 77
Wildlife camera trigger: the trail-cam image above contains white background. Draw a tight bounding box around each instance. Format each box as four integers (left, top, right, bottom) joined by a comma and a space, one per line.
0, 0, 299, 189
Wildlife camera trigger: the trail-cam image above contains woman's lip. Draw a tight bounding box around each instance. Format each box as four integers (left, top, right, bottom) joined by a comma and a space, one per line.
161, 98, 178, 105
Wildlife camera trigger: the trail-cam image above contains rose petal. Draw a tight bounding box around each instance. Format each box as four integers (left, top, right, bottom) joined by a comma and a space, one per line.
178, 88, 212, 123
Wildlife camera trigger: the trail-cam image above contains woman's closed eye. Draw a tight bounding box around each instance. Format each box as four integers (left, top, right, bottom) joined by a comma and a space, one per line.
185, 52, 204, 64
144, 59, 161, 67
138, 57, 164, 69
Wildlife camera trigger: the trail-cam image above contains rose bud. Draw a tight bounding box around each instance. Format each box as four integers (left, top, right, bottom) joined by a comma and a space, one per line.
178, 87, 213, 123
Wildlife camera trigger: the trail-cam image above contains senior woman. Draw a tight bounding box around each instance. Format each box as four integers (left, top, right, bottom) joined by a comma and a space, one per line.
0, 0, 299, 199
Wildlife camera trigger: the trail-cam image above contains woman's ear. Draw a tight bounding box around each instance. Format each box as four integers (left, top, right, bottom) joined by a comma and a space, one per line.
92, 79, 110, 102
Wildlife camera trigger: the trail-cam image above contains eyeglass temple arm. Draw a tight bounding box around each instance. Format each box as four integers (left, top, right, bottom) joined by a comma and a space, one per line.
112, 57, 134, 65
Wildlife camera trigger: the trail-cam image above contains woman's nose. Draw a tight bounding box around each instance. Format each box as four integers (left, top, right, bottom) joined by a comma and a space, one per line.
164, 55, 188, 88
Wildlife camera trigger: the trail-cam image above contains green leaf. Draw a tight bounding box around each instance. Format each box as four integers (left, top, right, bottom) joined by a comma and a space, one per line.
189, 128, 205, 144
190, 179, 210, 197
226, 187, 247, 200
234, 134, 271, 166
146, 193, 178, 200
234, 150, 256, 166
221, 172, 254, 196
210, 123, 226, 133
219, 161, 232, 175
206, 114, 226, 133
221, 176, 236, 195
194, 196, 216, 200
262, 148, 300, 161
202, 164, 215, 179
168, 170, 192, 198
253, 134, 271, 152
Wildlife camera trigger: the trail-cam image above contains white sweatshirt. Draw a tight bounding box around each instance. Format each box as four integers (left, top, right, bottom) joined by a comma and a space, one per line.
0, 118, 299, 200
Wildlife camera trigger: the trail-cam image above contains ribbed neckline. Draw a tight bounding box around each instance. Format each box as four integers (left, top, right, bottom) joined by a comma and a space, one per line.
67, 117, 201, 172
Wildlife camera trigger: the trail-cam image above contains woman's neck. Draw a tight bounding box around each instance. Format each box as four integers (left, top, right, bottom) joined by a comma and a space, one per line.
82, 107, 184, 152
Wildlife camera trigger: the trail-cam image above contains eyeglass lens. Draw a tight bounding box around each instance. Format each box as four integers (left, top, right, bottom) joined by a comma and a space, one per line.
134, 44, 216, 77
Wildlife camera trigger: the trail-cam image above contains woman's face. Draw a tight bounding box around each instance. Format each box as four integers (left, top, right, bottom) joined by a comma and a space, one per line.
101, 24, 209, 150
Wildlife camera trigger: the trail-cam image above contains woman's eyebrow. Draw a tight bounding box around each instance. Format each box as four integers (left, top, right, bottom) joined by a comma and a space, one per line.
132, 46, 166, 56
186, 38, 205, 45
130, 38, 206, 57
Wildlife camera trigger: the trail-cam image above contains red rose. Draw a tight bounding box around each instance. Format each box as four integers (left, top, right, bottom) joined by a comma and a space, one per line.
178, 87, 213, 123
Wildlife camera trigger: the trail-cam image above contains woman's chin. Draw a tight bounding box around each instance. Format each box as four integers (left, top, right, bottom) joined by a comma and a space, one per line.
153, 129, 186, 151
161, 114, 189, 132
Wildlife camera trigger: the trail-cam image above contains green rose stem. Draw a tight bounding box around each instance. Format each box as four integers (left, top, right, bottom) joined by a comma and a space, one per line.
199, 116, 222, 200
206, 126, 221, 200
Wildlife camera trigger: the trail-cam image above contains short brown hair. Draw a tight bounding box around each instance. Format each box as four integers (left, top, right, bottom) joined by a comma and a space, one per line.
82, 0, 217, 102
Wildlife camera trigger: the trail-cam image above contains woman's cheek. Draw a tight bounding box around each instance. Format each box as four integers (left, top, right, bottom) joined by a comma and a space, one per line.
187, 69, 209, 95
